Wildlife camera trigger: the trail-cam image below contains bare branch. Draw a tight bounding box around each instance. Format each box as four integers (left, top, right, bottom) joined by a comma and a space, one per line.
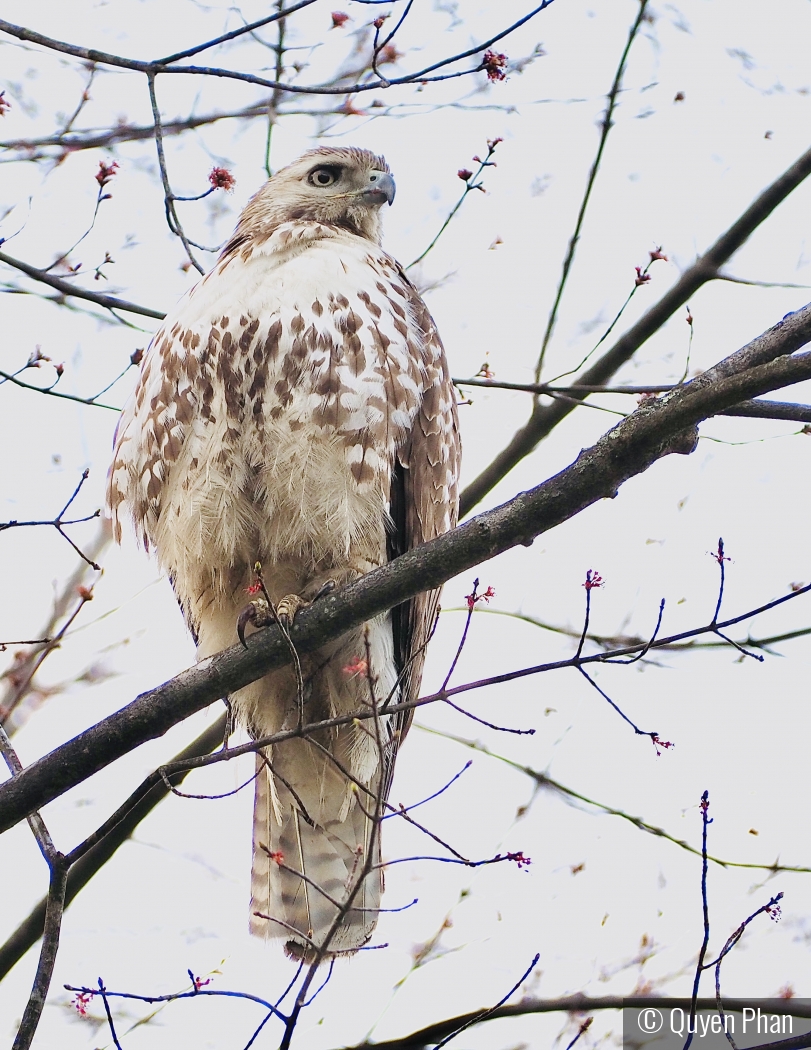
11, 861, 67, 1050
147, 74, 205, 273
339, 997, 811, 1050
0, 249, 165, 319
0, 6, 557, 96
433, 953, 540, 1049
0, 725, 67, 1050
455, 377, 811, 424
407, 138, 501, 270
0, 470, 102, 568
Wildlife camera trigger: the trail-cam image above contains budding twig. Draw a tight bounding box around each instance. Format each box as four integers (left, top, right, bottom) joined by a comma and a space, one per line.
407, 137, 502, 270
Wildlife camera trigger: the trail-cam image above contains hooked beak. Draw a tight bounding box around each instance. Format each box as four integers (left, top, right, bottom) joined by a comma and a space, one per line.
362, 170, 396, 207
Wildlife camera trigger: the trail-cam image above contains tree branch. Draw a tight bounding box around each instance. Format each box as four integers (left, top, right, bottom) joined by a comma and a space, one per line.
0, 6, 556, 96
0, 725, 67, 1049
456, 377, 811, 424
0, 102, 276, 154
0, 250, 164, 319
11, 861, 67, 1050
341, 997, 811, 1050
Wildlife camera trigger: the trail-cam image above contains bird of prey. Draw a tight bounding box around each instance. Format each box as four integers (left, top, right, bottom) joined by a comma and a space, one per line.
108, 147, 461, 959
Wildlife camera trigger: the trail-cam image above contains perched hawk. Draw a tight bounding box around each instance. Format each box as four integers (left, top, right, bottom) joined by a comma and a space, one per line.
108, 147, 461, 959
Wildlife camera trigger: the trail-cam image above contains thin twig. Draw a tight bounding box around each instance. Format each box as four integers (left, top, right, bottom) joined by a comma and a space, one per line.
0, 470, 102, 569
0, 249, 165, 319
97, 979, 124, 1050
441, 577, 479, 690
147, 74, 205, 273
711, 892, 784, 1050
577, 666, 655, 737
12, 860, 68, 1050
0, 365, 121, 410
263, 0, 287, 178
684, 791, 712, 1050
534, 0, 650, 380
64, 981, 287, 1020
407, 138, 500, 269
434, 952, 540, 1048
443, 696, 535, 735
564, 1017, 594, 1050
383, 761, 472, 819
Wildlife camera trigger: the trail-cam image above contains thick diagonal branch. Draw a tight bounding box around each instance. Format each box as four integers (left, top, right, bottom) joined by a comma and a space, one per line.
1, 305, 810, 835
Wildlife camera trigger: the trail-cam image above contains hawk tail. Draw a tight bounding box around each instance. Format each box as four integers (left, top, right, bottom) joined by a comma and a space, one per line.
249, 756, 382, 959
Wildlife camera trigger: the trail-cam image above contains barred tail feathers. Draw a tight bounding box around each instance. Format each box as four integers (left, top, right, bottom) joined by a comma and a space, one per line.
249, 741, 383, 958
241, 611, 399, 958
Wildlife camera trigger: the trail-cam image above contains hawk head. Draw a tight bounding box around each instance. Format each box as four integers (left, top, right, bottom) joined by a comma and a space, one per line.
234, 147, 396, 245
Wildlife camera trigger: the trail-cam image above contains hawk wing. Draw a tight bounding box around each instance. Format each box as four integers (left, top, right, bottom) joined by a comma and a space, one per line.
385, 267, 460, 795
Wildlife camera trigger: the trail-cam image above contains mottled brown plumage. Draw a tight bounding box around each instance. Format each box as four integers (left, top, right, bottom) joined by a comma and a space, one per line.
108, 147, 460, 958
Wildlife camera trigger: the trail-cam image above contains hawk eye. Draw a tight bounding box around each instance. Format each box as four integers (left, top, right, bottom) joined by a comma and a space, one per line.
308, 167, 339, 187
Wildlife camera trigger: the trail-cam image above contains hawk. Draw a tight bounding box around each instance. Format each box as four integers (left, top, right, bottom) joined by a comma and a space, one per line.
108, 147, 461, 959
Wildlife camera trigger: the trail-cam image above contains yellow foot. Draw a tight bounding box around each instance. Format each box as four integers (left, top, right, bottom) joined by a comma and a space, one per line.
237, 581, 337, 646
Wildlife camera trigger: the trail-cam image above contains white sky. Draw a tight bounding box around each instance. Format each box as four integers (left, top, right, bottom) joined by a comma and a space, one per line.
1, 1, 811, 1048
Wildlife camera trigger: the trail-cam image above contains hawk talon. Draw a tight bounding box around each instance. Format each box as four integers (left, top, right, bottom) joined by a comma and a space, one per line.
312, 579, 337, 603
237, 597, 272, 648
